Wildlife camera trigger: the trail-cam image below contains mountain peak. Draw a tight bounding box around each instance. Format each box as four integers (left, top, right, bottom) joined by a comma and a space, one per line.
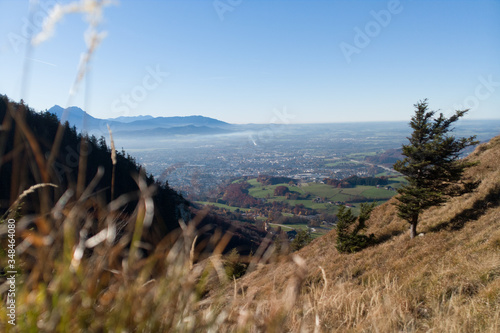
48, 105, 89, 118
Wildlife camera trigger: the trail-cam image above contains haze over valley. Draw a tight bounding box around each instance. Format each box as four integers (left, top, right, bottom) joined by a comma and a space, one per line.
47, 105, 500, 200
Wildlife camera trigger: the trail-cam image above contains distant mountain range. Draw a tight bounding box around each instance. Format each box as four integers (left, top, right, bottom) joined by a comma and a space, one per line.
108, 115, 154, 123
47, 105, 233, 137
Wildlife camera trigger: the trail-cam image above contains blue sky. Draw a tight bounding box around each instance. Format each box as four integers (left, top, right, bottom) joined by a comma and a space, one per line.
0, 0, 499, 124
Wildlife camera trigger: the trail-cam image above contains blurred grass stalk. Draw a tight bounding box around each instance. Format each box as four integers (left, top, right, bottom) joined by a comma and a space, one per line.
0, 2, 305, 331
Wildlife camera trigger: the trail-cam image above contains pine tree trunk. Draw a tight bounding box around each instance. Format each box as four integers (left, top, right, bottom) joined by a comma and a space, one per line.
410, 223, 417, 238
410, 215, 418, 239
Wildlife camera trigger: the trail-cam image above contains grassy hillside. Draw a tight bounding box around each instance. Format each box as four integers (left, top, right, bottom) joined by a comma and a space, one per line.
212, 135, 500, 332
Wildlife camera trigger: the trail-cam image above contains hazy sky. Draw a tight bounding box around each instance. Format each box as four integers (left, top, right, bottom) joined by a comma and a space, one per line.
1, 0, 499, 124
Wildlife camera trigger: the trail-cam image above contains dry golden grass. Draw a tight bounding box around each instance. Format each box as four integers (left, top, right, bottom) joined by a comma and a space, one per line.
210, 135, 500, 332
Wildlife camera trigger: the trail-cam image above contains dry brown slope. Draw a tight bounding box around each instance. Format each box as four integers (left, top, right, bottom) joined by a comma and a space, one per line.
225, 135, 500, 332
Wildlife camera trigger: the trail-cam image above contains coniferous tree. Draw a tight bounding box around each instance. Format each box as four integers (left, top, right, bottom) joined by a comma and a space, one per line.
393, 100, 478, 238
335, 203, 375, 253
290, 229, 313, 251
335, 205, 356, 253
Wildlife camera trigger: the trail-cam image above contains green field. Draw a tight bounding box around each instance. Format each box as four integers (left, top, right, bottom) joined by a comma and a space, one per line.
197, 177, 403, 237
325, 160, 359, 167
250, 183, 396, 203
248, 183, 304, 198
246, 178, 260, 186
375, 171, 400, 177
269, 223, 308, 231
195, 201, 250, 212
268, 223, 333, 239
389, 176, 407, 183
202, 176, 402, 215
195, 180, 401, 242
345, 151, 377, 160
244, 180, 400, 214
